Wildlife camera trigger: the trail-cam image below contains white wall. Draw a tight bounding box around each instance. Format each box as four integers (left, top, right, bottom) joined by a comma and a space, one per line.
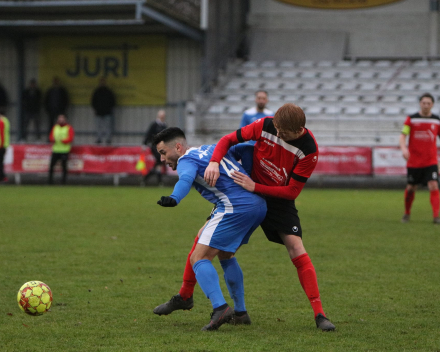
248, 0, 436, 58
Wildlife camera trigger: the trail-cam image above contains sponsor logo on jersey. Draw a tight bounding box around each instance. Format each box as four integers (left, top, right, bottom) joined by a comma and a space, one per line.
263, 140, 275, 147
259, 159, 284, 183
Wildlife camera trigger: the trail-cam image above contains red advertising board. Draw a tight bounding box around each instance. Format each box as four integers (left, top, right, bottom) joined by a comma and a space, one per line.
314, 147, 372, 175
5, 145, 156, 174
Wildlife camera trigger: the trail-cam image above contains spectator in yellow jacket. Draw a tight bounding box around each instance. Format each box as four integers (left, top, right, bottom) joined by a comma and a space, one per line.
0, 110, 10, 183
48, 114, 75, 185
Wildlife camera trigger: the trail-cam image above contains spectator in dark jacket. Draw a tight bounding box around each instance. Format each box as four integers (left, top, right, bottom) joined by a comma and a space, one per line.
44, 76, 69, 136
142, 109, 167, 185
91, 77, 116, 145
22, 78, 42, 141
0, 83, 8, 117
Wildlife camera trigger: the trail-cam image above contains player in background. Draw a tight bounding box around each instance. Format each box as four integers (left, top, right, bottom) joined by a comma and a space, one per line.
240, 91, 273, 145
154, 104, 336, 331
399, 93, 440, 224
154, 127, 266, 331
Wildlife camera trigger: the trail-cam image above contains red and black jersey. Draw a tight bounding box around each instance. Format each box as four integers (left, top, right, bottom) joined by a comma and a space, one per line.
403, 113, 440, 168
211, 117, 319, 200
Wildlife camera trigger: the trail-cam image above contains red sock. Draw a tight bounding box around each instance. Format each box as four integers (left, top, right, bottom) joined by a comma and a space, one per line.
178, 235, 198, 300
292, 253, 324, 318
404, 189, 415, 215
430, 190, 439, 218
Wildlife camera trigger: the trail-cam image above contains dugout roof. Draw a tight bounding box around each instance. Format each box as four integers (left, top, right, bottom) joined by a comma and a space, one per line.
0, 0, 204, 40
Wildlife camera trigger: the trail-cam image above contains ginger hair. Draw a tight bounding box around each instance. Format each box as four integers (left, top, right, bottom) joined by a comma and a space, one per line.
273, 103, 306, 133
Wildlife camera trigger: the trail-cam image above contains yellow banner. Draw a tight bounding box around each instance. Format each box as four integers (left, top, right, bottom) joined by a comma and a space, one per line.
275, 0, 403, 9
39, 36, 167, 106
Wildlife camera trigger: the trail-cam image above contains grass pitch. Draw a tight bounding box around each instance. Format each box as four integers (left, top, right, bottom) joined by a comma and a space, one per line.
0, 186, 439, 352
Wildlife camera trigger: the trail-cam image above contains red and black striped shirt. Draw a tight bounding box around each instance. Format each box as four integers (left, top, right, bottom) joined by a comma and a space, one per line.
211, 117, 319, 200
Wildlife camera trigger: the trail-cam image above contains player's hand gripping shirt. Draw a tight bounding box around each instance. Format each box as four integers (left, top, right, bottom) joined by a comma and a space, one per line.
170, 144, 264, 213
402, 113, 440, 168
211, 117, 319, 200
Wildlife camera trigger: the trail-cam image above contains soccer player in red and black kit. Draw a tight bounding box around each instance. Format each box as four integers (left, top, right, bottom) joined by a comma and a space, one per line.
153, 104, 335, 331
399, 93, 440, 224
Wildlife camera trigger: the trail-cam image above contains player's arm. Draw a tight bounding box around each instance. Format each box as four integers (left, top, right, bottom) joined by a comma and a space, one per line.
400, 121, 411, 160
204, 131, 240, 186
231, 170, 306, 200
232, 152, 318, 200
205, 118, 264, 186
229, 144, 254, 176
157, 159, 197, 207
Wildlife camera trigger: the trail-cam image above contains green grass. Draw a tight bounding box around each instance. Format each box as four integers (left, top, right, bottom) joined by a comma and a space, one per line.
0, 186, 439, 352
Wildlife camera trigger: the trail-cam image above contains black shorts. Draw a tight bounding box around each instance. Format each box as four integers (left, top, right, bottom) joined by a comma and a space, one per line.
407, 165, 439, 185
260, 197, 302, 245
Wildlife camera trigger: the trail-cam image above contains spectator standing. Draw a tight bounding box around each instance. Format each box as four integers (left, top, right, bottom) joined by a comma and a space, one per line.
48, 114, 74, 185
400, 93, 440, 224
240, 90, 273, 128
0, 111, 10, 183
44, 77, 69, 136
142, 109, 167, 185
22, 78, 42, 141
91, 77, 116, 145
0, 82, 8, 116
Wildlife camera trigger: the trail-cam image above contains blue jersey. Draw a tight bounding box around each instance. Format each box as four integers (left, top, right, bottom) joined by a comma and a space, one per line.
170, 144, 263, 213
240, 107, 273, 128
240, 107, 273, 146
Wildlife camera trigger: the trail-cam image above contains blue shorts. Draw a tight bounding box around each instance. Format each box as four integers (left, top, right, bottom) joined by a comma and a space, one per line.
198, 202, 267, 253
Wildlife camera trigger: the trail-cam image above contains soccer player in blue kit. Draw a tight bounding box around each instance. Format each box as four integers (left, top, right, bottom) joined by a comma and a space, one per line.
154, 127, 267, 331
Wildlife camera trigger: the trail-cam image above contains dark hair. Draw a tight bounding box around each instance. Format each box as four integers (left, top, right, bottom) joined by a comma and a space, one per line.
153, 127, 186, 146
419, 93, 435, 103
273, 103, 306, 133
255, 90, 268, 97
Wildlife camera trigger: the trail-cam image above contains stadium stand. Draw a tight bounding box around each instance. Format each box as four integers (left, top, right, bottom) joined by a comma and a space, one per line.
200, 58, 440, 146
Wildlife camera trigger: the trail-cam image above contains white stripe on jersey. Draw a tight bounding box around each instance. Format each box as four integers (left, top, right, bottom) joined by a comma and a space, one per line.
220, 157, 240, 177
410, 118, 440, 125
244, 107, 273, 116
177, 147, 199, 165
194, 175, 234, 213
261, 131, 306, 159
198, 212, 224, 246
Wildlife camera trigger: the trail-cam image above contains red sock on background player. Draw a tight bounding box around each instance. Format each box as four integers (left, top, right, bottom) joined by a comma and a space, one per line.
292, 253, 325, 318
430, 189, 439, 218
404, 189, 415, 215
178, 235, 198, 300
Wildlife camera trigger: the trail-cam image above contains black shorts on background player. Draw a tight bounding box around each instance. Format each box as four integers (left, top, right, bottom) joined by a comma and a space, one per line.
407, 164, 439, 185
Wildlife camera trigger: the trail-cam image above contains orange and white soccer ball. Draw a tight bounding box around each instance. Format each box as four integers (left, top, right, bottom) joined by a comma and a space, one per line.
17, 281, 53, 316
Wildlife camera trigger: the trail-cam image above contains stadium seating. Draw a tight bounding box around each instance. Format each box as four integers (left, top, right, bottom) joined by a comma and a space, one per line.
202, 59, 440, 145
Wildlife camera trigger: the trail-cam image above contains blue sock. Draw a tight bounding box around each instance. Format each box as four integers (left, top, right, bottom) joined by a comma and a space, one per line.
220, 257, 246, 313
193, 259, 227, 309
